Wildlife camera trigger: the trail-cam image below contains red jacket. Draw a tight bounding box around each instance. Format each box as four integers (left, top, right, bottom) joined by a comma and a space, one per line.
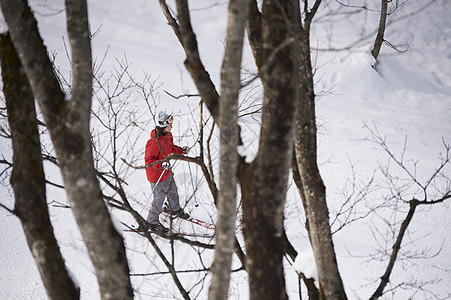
145, 129, 184, 182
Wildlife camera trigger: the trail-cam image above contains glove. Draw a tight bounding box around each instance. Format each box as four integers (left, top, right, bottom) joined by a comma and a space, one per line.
182, 146, 189, 154
161, 161, 170, 170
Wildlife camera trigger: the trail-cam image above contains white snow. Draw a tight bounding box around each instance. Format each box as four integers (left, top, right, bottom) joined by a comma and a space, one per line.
66, 266, 80, 294
0, 9, 8, 34
293, 248, 319, 288
110, 212, 124, 237
0, 0, 450, 299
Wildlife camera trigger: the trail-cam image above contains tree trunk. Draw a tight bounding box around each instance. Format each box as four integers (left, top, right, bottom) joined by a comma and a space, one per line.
0, 32, 80, 300
294, 26, 347, 300
175, 0, 220, 120
0, 1, 133, 298
371, 0, 388, 61
241, 0, 299, 299
370, 200, 419, 300
246, 0, 263, 69
208, 0, 248, 299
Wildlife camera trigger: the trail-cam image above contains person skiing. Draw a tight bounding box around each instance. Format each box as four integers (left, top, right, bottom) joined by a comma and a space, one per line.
144, 111, 189, 234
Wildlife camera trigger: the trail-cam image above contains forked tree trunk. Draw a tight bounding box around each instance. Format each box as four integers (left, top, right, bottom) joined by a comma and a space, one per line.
0, 1, 133, 298
246, 0, 347, 298
241, 0, 299, 299
0, 32, 80, 300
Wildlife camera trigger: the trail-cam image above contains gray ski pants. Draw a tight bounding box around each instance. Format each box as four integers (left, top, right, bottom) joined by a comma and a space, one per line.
146, 174, 181, 225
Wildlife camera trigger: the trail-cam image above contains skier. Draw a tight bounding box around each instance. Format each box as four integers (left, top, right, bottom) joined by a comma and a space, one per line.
144, 111, 190, 234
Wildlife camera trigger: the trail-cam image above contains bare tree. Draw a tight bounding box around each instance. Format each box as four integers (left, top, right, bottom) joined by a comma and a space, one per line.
241, 0, 300, 298
371, 0, 389, 60
208, 0, 248, 299
0, 32, 80, 300
365, 127, 451, 299
245, 1, 347, 297
290, 1, 348, 298
0, 0, 133, 298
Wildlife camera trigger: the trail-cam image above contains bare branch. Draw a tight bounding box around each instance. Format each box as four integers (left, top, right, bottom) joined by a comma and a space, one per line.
158, 0, 220, 120
366, 124, 450, 299
0, 202, 16, 215
164, 90, 200, 99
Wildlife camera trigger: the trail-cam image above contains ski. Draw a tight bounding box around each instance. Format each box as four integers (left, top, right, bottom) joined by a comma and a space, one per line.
161, 206, 215, 230
124, 228, 214, 239
161, 211, 215, 230
174, 231, 214, 238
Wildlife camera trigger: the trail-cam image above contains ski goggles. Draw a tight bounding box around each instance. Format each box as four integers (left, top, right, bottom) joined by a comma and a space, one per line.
159, 115, 174, 126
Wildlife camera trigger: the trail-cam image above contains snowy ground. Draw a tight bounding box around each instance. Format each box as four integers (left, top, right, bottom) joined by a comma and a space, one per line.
1, 0, 450, 299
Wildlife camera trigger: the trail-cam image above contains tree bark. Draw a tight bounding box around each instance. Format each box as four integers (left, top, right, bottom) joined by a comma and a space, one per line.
241, 0, 299, 299
246, 0, 263, 69
0, 1, 133, 299
208, 0, 248, 299
0, 32, 80, 300
370, 200, 418, 300
294, 9, 347, 299
371, 0, 388, 61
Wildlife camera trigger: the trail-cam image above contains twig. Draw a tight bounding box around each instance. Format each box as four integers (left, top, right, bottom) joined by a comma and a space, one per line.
164, 90, 200, 99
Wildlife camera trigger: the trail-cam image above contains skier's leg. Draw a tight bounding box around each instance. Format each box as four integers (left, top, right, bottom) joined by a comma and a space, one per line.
166, 175, 189, 219
166, 174, 181, 212
146, 178, 170, 224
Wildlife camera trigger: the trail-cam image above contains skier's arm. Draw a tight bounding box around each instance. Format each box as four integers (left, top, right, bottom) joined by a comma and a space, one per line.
145, 140, 163, 169
169, 134, 184, 155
